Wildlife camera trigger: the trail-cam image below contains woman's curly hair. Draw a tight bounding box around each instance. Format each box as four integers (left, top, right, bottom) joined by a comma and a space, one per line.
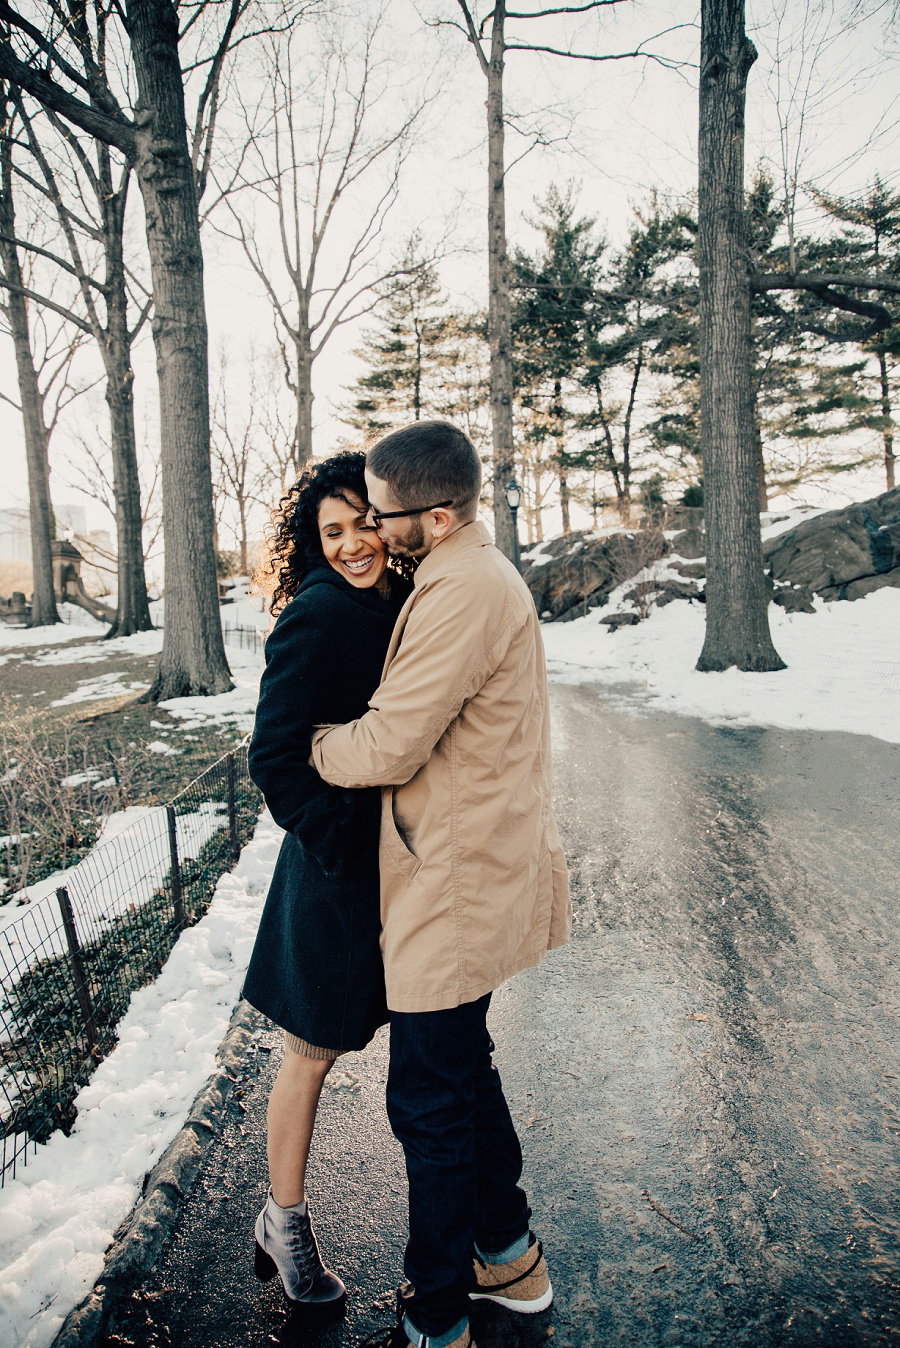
252, 451, 411, 615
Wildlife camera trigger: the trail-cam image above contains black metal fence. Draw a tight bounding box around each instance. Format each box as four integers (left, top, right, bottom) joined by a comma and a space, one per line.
222, 622, 265, 655
0, 744, 262, 1187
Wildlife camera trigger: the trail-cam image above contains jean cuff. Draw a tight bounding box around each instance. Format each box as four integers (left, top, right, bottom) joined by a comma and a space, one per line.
474, 1230, 530, 1265
403, 1313, 468, 1348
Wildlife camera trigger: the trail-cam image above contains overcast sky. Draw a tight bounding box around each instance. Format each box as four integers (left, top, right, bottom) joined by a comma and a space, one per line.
2, 0, 897, 545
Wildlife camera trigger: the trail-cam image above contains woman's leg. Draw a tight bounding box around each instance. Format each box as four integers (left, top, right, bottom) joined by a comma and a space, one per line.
267, 1046, 334, 1206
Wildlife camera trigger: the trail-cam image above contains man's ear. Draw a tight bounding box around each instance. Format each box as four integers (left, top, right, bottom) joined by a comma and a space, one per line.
430, 506, 455, 538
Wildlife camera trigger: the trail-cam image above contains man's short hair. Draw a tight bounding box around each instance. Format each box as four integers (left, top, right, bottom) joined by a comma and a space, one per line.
367, 421, 482, 519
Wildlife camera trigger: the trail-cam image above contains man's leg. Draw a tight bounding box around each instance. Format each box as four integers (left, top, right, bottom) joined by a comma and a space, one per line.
469, 1033, 552, 1313
472, 1031, 530, 1253
386, 994, 529, 1344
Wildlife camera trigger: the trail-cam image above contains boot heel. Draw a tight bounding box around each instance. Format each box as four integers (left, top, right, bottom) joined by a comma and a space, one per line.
254, 1241, 278, 1281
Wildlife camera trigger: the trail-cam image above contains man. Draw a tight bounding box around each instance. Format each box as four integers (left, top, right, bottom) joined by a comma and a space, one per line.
311, 421, 570, 1348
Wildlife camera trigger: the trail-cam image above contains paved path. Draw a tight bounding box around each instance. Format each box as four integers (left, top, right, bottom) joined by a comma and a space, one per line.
104, 684, 900, 1347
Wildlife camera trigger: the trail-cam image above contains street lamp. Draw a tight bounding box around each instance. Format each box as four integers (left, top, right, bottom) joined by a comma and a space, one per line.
505, 479, 521, 573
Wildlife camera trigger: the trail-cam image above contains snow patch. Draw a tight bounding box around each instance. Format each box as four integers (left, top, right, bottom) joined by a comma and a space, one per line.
542, 586, 900, 743
0, 811, 280, 1348
51, 674, 149, 707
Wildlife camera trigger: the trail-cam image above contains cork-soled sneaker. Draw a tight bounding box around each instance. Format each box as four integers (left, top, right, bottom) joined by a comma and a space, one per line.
469, 1233, 553, 1313
360, 1310, 476, 1347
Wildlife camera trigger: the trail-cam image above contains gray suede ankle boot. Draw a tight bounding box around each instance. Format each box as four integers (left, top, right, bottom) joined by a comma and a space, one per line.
254, 1189, 346, 1314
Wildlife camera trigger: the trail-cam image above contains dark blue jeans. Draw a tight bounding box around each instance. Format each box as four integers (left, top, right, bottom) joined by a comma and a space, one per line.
386, 993, 531, 1337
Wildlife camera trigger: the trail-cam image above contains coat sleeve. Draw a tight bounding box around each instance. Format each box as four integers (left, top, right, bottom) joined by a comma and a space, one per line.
248, 593, 378, 878
310, 568, 514, 788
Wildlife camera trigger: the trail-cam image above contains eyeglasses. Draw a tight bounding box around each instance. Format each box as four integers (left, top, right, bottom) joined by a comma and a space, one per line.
369, 500, 453, 526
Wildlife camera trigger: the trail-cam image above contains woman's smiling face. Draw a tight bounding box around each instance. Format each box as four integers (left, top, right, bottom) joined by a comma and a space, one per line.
317, 491, 389, 590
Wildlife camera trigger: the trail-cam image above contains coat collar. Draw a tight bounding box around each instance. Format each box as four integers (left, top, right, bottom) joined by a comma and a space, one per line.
293, 564, 406, 613
413, 519, 493, 587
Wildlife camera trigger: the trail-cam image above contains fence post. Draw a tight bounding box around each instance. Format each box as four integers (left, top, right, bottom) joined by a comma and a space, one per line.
226, 753, 239, 862
55, 887, 96, 1054
167, 805, 184, 929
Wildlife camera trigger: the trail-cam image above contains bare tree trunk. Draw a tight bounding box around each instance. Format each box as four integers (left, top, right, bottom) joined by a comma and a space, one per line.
558, 473, 571, 534
755, 423, 768, 510
696, 0, 784, 673
879, 348, 895, 491
0, 122, 59, 627
295, 336, 314, 468
105, 346, 152, 637
102, 180, 153, 638
128, 0, 230, 698
238, 500, 249, 576
487, 1, 515, 559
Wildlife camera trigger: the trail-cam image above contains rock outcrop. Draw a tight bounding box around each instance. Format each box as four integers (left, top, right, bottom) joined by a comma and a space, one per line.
521, 486, 900, 624
763, 486, 900, 602
521, 528, 671, 621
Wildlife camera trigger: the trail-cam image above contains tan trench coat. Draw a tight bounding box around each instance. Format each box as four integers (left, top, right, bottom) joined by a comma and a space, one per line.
311, 519, 570, 1013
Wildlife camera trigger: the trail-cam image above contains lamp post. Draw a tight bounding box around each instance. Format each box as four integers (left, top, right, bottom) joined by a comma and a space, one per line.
505, 479, 521, 572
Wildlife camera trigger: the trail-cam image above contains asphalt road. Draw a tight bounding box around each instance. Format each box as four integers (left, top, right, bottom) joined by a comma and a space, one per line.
104, 683, 900, 1348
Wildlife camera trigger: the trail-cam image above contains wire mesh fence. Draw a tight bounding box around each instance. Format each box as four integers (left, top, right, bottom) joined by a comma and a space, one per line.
0, 743, 261, 1187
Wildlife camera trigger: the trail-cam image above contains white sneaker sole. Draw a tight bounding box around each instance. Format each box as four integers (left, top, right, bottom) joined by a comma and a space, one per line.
469, 1280, 553, 1313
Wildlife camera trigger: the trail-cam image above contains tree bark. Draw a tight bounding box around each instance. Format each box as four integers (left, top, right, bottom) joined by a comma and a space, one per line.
755, 424, 768, 510
878, 348, 895, 491
0, 111, 59, 627
294, 332, 314, 469
487, 2, 515, 559
99, 161, 153, 638
127, 0, 230, 697
558, 472, 571, 534
696, 0, 784, 673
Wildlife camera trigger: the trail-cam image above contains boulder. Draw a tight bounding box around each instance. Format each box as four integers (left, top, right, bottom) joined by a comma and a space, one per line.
772, 585, 815, 614
763, 487, 900, 600
521, 528, 669, 621
599, 611, 641, 631
669, 526, 706, 559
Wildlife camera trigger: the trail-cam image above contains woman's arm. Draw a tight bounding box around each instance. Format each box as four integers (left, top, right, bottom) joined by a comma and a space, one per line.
249, 592, 377, 877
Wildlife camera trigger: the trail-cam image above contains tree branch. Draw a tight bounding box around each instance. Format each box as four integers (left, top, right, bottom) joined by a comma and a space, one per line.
454, 0, 490, 76
0, 276, 92, 332
0, 40, 136, 155
751, 271, 900, 297
505, 25, 696, 68
507, 2, 627, 14
0, 233, 106, 290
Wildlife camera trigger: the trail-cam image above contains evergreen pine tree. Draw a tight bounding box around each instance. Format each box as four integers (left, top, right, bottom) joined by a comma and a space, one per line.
512, 185, 605, 533
809, 178, 900, 490
647, 174, 883, 504
341, 241, 463, 436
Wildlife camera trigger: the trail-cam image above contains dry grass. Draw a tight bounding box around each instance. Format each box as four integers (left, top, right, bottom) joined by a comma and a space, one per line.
0, 640, 246, 899
0, 560, 32, 598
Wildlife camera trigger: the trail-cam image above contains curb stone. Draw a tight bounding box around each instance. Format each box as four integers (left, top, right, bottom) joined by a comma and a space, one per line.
50, 998, 268, 1348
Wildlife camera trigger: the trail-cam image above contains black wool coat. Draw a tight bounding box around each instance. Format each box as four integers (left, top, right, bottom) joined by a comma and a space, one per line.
243, 565, 409, 1050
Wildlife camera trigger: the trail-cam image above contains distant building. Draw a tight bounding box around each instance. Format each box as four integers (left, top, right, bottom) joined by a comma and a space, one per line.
56, 504, 87, 536
0, 508, 31, 562
0, 504, 95, 562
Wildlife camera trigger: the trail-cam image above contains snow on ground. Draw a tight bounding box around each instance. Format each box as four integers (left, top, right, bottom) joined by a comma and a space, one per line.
221, 578, 268, 631
0, 801, 233, 952
0, 606, 107, 658
160, 641, 263, 733
542, 587, 900, 744
0, 809, 280, 1348
51, 672, 151, 706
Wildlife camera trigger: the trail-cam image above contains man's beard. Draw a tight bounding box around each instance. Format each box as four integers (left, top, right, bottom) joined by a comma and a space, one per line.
385, 517, 426, 558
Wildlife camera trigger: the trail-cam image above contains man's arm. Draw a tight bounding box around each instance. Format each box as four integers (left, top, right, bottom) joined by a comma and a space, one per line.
311, 569, 513, 788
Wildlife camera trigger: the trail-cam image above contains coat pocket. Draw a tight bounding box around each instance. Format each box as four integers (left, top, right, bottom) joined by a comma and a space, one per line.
382, 789, 422, 881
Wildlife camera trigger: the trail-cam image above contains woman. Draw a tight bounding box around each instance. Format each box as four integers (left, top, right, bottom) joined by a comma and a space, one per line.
243, 452, 411, 1316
